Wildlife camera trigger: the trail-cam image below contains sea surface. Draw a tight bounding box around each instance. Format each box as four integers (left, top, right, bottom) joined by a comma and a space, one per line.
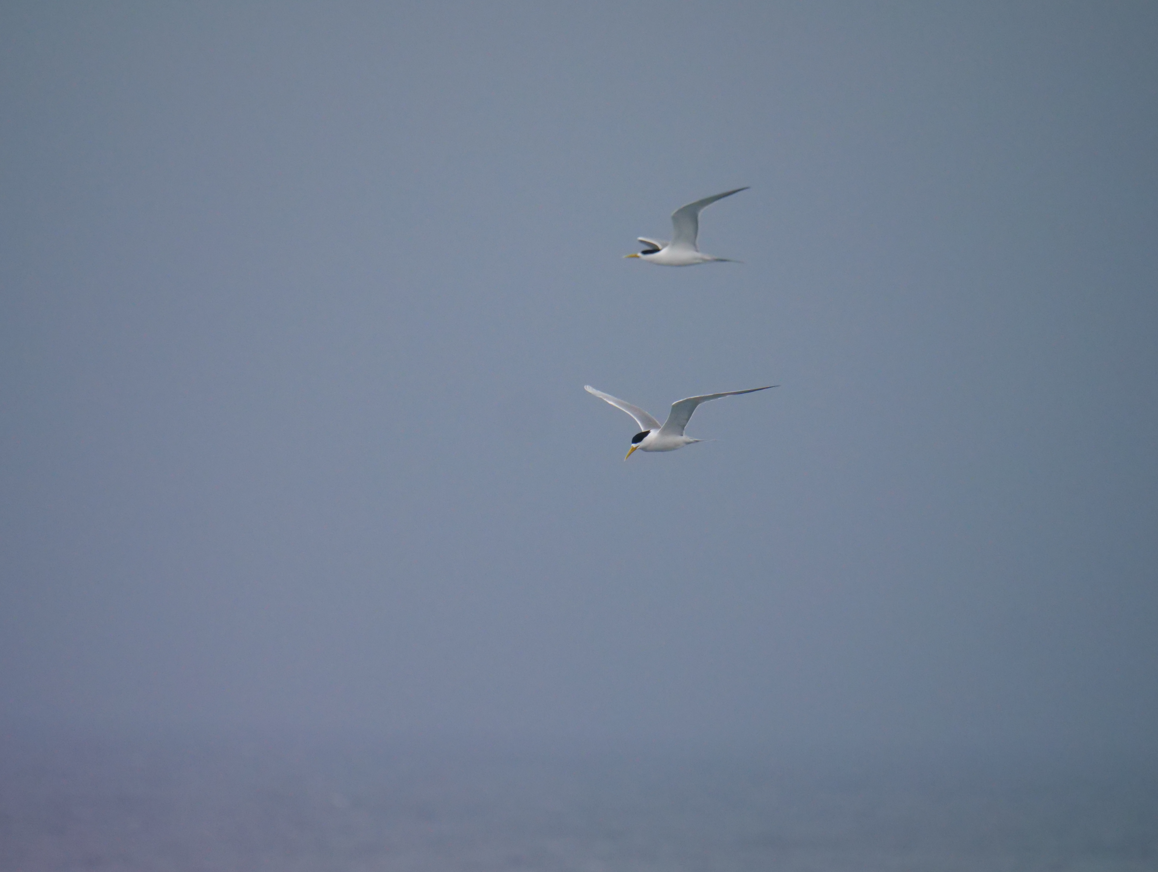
1, 731, 1154, 871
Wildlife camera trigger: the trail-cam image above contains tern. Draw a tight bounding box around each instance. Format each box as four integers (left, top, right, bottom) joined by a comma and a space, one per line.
625, 187, 749, 266
585, 384, 776, 458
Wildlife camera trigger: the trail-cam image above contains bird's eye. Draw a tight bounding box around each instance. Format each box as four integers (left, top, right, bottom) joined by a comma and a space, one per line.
631, 431, 650, 444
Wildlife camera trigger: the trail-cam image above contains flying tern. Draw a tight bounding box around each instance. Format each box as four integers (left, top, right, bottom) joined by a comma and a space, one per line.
625, 187, 748, 266
585, 384, 775, 458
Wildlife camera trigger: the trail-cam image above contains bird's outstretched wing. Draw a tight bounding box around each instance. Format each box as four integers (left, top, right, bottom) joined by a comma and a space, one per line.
585, 386, 662, 431
660, 385, 776, 436
637, 237, 664, 253
669, 187, 749, 250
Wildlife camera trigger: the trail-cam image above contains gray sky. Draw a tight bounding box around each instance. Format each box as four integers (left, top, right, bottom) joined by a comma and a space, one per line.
3, 1, 1157, 757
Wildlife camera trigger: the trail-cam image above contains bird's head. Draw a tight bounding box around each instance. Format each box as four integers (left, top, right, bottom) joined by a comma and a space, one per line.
625, 429, 651, 459
625, 241, 661, 259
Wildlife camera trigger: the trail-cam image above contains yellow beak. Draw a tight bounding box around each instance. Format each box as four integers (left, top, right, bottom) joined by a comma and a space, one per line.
625, 444, 639, 459
624, 253, 640, 258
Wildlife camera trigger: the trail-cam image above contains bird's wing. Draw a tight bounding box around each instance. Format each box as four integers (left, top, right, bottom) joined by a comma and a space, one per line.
669, 187, 749, 250
585, 386, 662, 431
637, 237, 665, 253
660, 385, 776, 436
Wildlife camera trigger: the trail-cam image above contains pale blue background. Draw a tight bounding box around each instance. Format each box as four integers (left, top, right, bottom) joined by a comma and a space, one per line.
3, 1, 1156, 759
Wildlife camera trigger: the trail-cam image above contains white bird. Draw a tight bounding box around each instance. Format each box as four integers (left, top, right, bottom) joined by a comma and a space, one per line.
585, 384, 776, 458
625, 187, 749, 266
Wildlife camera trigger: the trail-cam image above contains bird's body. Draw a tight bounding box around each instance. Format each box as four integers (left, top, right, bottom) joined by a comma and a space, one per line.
585, 384, 775, 458
625, 187, 748, 266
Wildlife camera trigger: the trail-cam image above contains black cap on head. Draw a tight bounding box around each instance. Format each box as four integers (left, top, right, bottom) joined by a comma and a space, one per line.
631, 430, 650, 444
